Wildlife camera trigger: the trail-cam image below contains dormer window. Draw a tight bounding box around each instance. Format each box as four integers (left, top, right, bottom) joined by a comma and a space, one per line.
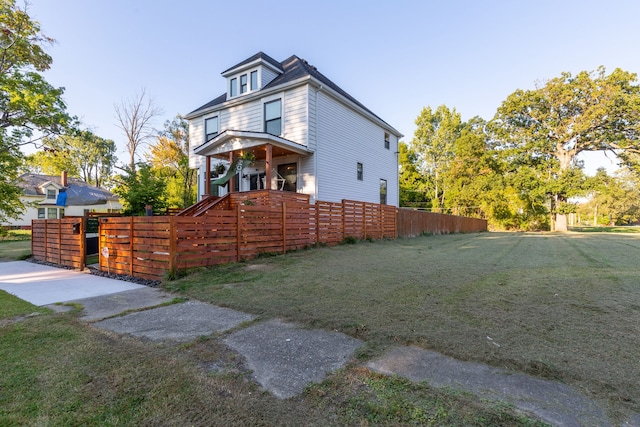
240, 74, 248, 94
250, 70, 258, 90
46, 189, 56, 199
230, 78, 237, 97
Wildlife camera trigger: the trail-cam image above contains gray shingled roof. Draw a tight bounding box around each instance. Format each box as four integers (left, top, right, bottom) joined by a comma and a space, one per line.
220, 51, 283, 75
187, 53, 391, 127
18, 173, 119, 206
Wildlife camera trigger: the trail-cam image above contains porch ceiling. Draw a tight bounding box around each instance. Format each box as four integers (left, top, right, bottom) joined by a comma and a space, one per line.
194, 130, 313, 160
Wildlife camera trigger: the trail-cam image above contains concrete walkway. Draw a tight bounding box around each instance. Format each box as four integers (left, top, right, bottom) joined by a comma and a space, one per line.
2, 260, 638, 426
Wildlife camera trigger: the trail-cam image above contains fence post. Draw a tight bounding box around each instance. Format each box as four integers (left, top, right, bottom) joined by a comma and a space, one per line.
129, 217, 134, 276
315, 202, 319, 244
236, 204, 241, 262
57, 219, 62, 265
282, 202, 287, 254
169, 215, 177, 274
79, 219, 86, 269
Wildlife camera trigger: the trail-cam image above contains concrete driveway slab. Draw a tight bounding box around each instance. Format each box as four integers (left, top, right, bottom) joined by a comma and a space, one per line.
224, 319, 362, 399
53, 287, 176, 322
93, 300, 254, 342
0, 261, 145, 306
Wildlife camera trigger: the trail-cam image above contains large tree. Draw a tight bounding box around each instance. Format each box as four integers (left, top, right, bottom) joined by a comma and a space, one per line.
490, 67, 640, 230
0, 0, 73, 221
147, 115, 196, 208
26, 130, 117, 187
410, 105, 462, 208
115, 88, 162, 171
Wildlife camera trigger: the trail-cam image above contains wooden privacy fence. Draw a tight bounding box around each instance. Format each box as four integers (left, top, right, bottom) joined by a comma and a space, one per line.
32, 217, 85, 269
396, 208, 487, 237
99, 200, 398, 281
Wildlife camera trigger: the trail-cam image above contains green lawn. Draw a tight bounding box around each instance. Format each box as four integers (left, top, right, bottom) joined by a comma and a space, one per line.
3, 231, 639, 424
167, 231, 640, 423
0, 239, 31, 261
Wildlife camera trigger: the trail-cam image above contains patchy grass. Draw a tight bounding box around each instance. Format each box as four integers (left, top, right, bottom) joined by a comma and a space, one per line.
570, 225, 640, 233
167, 232, 640, 422
0, 239, 31, 261
0, 313, 541, 425
0, 290, 50, 319
0, 229, 31, 241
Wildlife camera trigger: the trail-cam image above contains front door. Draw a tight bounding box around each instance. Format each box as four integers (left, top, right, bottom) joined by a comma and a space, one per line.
277, 163, 297, 192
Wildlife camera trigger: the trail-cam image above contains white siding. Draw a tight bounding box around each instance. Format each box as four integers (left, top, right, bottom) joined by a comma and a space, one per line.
188, 118, 205, 169
282, 85, 308, 146
221, 100, 262, 132
262, 66, 278, 87
315, 90, 399, 206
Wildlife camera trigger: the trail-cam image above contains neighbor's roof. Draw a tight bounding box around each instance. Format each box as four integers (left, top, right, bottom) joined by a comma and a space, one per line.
18, 173, 119, 206
188, 53, 399, 133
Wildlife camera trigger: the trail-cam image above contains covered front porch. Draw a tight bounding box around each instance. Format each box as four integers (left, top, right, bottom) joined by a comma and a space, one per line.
194, 130, 313, 198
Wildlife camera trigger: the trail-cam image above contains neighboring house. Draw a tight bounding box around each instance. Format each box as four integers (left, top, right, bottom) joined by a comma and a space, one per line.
3, 172, 122, 228
185, 52, 403, 206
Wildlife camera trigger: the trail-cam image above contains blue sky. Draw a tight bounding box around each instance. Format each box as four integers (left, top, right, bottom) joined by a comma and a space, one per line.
28, 0, 640, 175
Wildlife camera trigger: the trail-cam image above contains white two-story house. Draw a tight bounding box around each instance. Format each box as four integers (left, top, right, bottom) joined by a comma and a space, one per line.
185, 52, 402, 206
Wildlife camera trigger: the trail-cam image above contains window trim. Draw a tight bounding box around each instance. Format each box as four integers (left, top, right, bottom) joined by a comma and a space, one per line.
264, 98, 282, 135
240, 74, 248, 94
380, 178, 387, 204
37, 208, 45, 219
250, 70, 258, 90
205, 116, 219, 142
357, 162, 363, 181
46, 188, 56, 199
230, 77, 237, 97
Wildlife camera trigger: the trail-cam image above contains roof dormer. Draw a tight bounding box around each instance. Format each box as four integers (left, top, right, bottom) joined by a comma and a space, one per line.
221, 52, 283, 99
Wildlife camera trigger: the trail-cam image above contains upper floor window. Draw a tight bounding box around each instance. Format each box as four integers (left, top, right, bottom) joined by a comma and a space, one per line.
384, 132, 390, 149
46, 189, 56, 199
205, 116, 219, 142
240, 74, 248, 94
230, 78, 237, 97
264, 99, 282, 135
250, 70, 258, 90
357, 162, 363, 181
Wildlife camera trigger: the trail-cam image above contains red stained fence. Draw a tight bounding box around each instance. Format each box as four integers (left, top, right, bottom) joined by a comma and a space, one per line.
31, 217, 86, 269
32, 196, 487, 281
97, 200, 398, 281
396, 208, 487, 237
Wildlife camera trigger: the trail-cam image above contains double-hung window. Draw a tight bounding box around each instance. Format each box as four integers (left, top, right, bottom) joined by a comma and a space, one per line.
230, 78, 237, 97
264, 99, 282, 135
46, 189, 56, 199
205, 116, 219, 142
250, 70, 258, 90
240, 74, 248, 94
384, 133, 390, 149
357, 162, 363, 181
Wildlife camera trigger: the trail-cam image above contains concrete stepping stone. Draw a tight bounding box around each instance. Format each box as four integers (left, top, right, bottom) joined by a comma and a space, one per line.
93, 300, 254, 342
367, 346, 614, 427
224, 319, 362, 399
50, 287, 175, 321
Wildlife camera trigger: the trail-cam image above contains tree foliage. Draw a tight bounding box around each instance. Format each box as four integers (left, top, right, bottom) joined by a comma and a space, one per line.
0, 0, 73, 221
113, 163, 166, 216
25, 130, 117, 187
147, 115, 196, 208
411, 105, 462, 207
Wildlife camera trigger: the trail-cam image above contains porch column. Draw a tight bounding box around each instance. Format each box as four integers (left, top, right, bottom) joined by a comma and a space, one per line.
265, 144, 272, 190
228, 151, 235, 193
205, 155, 211, 196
